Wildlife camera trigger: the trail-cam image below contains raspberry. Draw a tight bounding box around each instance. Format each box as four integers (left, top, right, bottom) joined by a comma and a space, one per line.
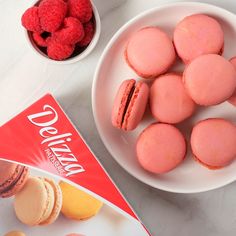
47, 40, 75, 60
21, 7, 42, 33
52, 17, 84, 44
32, 32, 49, 47
39, 0, 67, 32
68, 0, 92, 23
78, 21, 94, 46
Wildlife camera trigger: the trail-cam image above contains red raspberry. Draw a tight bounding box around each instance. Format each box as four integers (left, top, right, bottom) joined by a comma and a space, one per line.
21, 7, 42, 33
52, 17, 84, 45
32, 32, 49, 47
68, 0, 92, 23
78, 21, 94, 46
39, 0, 67, 32
47, 40, 75, 60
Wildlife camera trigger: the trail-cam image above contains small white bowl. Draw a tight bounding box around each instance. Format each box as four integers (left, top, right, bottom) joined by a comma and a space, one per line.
24, 0, 101, 64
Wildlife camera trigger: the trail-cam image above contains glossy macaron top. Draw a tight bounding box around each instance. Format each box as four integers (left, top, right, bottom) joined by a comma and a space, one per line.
150, 73, 196, 124
59, 181, 103, 221
111, 79, 149, 131
0, 160, 29, 198
191, 118, 236, 169
174, 14, 224, 64
183, 54, 236, 106
125, 27, 176, 78
14, 177, 62, 226
228, 56, 236, 106
136, 123, 186, 174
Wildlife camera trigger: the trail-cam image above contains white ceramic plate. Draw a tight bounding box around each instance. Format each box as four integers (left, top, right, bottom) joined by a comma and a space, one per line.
92, 2, 236, 193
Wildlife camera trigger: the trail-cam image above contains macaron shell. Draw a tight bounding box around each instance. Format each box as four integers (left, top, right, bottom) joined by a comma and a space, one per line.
174, 14, 224, 64
0, 161, 20, 194
59, 181, 103, 221
190, 118, 236, 168
150, 73, 196, 124
136, 123, 186, 174
38, 181, 55, 224
14, 177, 52, 226
0, 162, 29, 198
0, 160, 18, 183
125, 27, 176, 78
4, 231, 26, 236
183, 54, 236, 105
39, 178, 62, 225
228, 56, 236, 106
122, 81, 149, 130
111, 79, 136, 128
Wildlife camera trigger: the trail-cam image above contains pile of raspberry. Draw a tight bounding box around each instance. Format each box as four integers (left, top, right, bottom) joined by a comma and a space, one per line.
21, 0, 95, 60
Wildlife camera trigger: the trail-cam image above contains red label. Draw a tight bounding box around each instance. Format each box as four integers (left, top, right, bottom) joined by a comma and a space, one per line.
0, 94, 138, 219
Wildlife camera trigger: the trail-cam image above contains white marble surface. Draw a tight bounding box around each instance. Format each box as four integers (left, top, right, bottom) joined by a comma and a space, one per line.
1, 1, 236, 235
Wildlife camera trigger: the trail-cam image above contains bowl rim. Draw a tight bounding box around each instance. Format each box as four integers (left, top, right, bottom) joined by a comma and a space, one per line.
24, 0, 101, 64
92, 1, 236, 193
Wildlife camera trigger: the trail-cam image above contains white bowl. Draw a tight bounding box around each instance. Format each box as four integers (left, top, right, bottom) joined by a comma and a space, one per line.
24, 1, 101, 64
92, 2, 236, 193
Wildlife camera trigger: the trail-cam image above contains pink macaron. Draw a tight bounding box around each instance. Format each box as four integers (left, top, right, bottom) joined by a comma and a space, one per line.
0, 160, 29, 198
125, 27, 176, 79
228, 56, 236, 106
174, 14, 224, 64
191, 118, 236, 169
111, 79, 149, 131
183, 54, 236, 106
136, 123, 186, 174
150, 73, 196, 124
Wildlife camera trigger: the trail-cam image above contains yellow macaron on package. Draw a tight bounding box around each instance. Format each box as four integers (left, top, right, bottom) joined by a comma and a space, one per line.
0, 94, 150, 236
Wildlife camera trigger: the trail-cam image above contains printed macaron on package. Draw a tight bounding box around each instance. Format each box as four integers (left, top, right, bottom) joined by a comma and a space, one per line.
0, 94, 150, 236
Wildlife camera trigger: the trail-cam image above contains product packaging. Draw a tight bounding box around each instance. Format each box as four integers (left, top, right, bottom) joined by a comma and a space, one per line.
0, 94, 151, 236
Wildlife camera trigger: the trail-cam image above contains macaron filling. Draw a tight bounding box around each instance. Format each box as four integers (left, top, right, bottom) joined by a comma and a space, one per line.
0, 166, 25, 196
121, 84, 136, 126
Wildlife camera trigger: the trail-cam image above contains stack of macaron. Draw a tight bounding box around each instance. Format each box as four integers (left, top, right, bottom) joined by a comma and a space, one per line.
111, 14, 236, 173
0, 160, 64, 226
0, 160, 103, 232
21, 0, 95, 60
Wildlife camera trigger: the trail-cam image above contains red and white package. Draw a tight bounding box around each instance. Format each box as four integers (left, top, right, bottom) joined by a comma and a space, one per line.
0, 94, 151, 236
